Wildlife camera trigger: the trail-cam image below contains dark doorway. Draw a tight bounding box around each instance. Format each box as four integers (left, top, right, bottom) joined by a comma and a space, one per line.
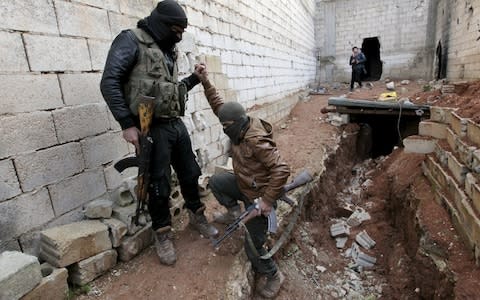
436, 41, 447, 79
361, 37, 382, 81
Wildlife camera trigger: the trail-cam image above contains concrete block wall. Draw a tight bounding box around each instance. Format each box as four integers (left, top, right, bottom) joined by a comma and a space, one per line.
421, 107, 480, 264
315, 0, 435, 82
433, 0, 480, 80
0, 0, 317, 252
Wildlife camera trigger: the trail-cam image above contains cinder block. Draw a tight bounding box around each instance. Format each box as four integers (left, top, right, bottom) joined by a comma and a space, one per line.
0, 239, 21, 253
403, 136, 435, 154
21, 263, 68, 300
0, 189, 55, 241
467, 120, 480, 148
0, 251, 42, 300
446, 151, 468, 185
429, 106, 456, 124
456, 138, 476, 169
0, 159, 21, 201
112, 203, 143, 235
0, 112, 57, 159
81, 132, 130, 168
48, 169, 107, 216
39, 220, 111, 267
84, 199, 113, 219
0, 74, 63, 114
104, 162, 137, 191
108, 12, 139, 38
71, 0, 119, 12
88, 40, 110, 71
68, 249, 117, 285
434, 140, 448, 166
446, 128, 457, 153
0, 31, 29, 72
59, 73, 104, 106
118, 0, 153, 18
15, 143, 84, 192
53, 103, 109, 143
117, 224, 154, 262
205, 55, 223, 73
56, 1, 110, 39
0, 0, 58, 33
102, 218, 128, 247
449, 112, 467, 137
24, 34, 91, 72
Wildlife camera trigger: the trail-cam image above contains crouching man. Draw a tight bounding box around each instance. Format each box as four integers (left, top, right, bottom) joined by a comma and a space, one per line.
198, 69, 290, 298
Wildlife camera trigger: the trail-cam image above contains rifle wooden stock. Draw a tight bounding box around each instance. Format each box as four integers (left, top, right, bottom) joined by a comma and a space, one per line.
133, 96, 155, 225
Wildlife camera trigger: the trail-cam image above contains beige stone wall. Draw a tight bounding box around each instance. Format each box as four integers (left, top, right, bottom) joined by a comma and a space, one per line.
0, 0, 317, 252
315, 0, 435, 82
433, 0, 480, 80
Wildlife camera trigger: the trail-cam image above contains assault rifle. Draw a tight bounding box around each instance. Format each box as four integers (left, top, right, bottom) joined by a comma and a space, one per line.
212, 170, 313, 248
114, 96, 156, 225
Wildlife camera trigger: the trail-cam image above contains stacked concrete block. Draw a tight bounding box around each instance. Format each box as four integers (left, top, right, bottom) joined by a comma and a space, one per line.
84, 199, 113, 219
39, 220, 111, 267
117, 224, 154, 262
0, 251, 42, 300
419, 121, 448, 139
102, 218, 128, 248
403, 136, 436, 154
421, 108, 480, 263
81, 132, 130, 169
21, 263, 68, 300
68, 249, 117, 285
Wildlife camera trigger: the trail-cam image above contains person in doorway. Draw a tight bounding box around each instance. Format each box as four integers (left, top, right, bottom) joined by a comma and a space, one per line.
349, 46, 367, 92
196, 69, 290, 298
100, 0, 218, 266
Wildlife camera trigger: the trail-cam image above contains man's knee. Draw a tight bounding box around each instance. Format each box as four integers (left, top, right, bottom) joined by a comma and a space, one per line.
208, 173, 234, 193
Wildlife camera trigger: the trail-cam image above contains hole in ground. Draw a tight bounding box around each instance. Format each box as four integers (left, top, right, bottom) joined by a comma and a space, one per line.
276, 128, 455, 298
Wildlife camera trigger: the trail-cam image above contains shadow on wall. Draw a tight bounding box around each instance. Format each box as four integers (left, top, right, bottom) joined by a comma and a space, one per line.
361, 37, 382, 81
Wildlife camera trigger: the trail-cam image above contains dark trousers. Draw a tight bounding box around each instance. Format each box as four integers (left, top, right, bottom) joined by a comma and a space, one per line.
350, 67, 363, 89
209, 172, 277, 276
147, 118, 202, 230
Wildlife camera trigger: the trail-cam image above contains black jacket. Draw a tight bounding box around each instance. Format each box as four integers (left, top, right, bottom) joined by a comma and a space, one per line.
100, 30, 200, 130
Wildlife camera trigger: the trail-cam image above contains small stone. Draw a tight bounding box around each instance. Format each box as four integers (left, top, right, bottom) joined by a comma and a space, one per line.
84, 199, 113, 219
316, 265, 327, 273
401, 80, 410, 85
280, 124, 287, 129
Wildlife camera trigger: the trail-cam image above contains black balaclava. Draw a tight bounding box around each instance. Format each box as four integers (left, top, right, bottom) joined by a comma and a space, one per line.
218, 102, 250, 145
137, 0, 187, 51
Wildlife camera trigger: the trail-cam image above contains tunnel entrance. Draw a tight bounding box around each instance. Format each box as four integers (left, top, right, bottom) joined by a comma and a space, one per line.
352, 114, 421, 158
361, 37, 382, 81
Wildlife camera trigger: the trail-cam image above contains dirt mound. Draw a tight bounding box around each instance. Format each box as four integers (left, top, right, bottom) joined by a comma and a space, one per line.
413, 80, 480, 122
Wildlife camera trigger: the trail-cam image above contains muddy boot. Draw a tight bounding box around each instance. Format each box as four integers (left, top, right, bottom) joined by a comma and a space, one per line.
258, 271, 285, 299
213, 205, 242, 224
188, 206, 219, 238
154, 226, 176, 266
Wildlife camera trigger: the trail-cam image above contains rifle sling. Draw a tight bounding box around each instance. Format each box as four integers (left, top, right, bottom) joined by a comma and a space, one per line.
243, 188, 307, 260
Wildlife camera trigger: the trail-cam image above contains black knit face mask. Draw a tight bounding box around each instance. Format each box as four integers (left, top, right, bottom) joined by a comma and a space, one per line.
223, 116, 249, 145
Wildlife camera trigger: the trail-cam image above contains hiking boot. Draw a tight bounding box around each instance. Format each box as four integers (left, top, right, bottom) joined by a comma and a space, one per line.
188, 206, 219, 238
154, 226, 176, 266
213, 205, 242, 224
258, 271, 285, 298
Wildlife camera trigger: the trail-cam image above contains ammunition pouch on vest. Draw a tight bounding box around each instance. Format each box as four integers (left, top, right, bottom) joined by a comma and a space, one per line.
124, 28, 187, 118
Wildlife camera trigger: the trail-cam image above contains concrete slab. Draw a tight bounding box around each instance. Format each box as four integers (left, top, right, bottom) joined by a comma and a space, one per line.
0, 251, 42, 300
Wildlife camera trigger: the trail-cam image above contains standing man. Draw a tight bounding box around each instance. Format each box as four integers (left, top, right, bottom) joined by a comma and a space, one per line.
197, 72, 290, 298
349, 46, 366, 92
100, 0, 218, 266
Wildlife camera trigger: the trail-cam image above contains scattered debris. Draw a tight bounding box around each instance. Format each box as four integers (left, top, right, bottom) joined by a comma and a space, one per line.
401, 80, 410, 85
336, 237, 349, 249
316, 265, 327, 273
347, 207, 371, 227
355, 230, 376, 249
350, 243, 377, 268
330, 221, 350, 237
378, 91, 397, 101
386, 81, 395, 91
441, 84, 455, 94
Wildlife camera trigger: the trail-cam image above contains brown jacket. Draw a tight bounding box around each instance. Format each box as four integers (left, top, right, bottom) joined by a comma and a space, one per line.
203, 79, 290, 204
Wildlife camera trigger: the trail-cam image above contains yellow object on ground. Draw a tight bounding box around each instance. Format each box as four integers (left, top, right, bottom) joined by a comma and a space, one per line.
378, 91, 397, 101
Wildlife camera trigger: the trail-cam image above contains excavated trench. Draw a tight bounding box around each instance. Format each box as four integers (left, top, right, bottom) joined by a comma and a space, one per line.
273, 124, 456, 299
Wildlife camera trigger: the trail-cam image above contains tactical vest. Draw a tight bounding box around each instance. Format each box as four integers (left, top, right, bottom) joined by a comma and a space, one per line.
124, 28, 187, 118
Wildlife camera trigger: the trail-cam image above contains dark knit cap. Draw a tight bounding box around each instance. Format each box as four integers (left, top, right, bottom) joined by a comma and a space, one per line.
154, 0, 187, 28
218, 102, 247, 123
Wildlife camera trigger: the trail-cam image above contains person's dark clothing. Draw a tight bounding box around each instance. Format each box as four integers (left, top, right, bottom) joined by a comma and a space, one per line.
100, 31, 199, 130
349, 52, 366, 90
208, 172, 277, 276
100, 14, 202, 231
